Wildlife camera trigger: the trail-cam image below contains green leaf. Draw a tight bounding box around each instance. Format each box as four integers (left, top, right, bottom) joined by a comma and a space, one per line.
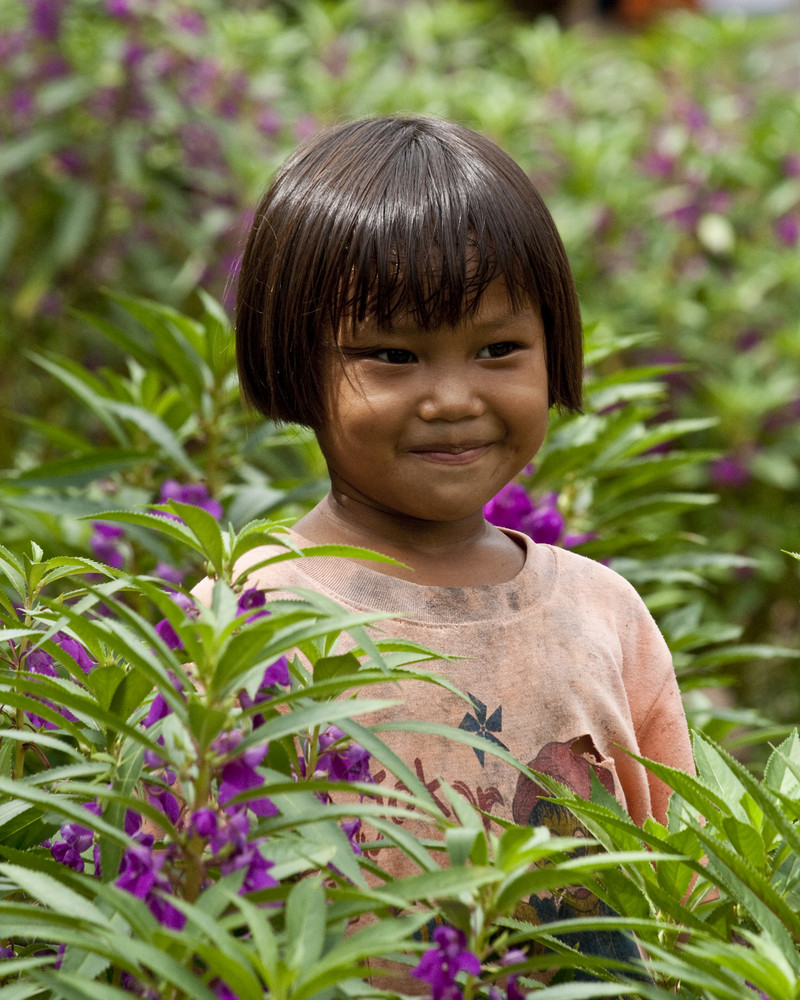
284, 876, 327, 972
313, 652, 362, 683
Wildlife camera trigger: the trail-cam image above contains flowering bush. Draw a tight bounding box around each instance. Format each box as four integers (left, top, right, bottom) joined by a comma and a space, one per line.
3, 0, 799, 726
2, 510, 800, 997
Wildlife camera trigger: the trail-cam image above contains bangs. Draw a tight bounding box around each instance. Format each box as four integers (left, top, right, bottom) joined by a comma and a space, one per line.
303, 123, 554, 335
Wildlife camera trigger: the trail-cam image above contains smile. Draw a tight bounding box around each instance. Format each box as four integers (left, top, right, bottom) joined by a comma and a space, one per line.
409, 443, 491, 465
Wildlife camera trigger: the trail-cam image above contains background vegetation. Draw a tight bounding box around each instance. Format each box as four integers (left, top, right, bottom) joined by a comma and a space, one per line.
1, 0, 799, 995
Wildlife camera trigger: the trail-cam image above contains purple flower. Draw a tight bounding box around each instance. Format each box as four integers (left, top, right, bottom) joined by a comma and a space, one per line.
24, 636, 90, 729
262, 657, 289, 688
90, 522, 126, 569
116, 842, 160, 899
0, 946, 14, 959
125, 810, 142, 836
147, 785, 181, 826
240, 657, 290, 727
526, 504, 564, 546
237, 587, 270, 623
154, 617, 182, 651
209, 808, 250, 856
341, 818, 363, 855
212, 981, 240, 1000
116, 842, 186, 930
54, 631, 94, 674
221, 840, 279, 894
316, 726, 372, 784
51, 839, 85, 872
411, 925, 481, 1000
158, 480, 223, 520
483, 483, 534, 533
190, 808, 218, 838
218, 742, 279, 817
143, 691, 172, 728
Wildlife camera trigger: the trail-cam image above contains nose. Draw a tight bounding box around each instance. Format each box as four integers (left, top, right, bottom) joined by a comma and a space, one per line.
417, 368, 486, 422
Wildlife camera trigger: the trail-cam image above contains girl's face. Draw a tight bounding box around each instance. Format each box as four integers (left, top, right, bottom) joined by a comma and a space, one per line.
316, 280, 549, 530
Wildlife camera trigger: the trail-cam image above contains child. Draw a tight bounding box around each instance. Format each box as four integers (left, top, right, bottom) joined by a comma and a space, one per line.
220, 115, 694, 984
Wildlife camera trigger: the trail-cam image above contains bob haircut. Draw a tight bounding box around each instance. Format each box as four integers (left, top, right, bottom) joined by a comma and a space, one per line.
236, 115, 583, 429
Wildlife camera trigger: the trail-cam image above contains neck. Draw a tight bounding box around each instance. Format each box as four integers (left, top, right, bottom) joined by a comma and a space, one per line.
294, 492, 525, 586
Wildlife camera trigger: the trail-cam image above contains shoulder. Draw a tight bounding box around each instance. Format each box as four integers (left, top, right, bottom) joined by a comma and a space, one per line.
527, 540, 646, 604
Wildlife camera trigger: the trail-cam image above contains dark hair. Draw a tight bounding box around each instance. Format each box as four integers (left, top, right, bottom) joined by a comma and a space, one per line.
236, 115, 582, 428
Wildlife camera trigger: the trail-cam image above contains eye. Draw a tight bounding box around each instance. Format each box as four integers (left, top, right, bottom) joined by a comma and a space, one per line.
477, 342, 517, 359
375, 348, 416, 364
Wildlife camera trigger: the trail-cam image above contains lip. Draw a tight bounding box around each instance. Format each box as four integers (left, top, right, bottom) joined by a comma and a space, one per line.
409, 443, 491, 465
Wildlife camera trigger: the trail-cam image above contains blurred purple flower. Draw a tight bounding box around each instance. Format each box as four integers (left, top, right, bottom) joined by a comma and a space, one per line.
30, 0, 66, 41
173, 8, 206, 34
736, 328, 762, 352
153, 562, 186, 587
142, 669, 186, 729
774, 214, 799, 248
90, 522, 125, 569
485, 485, 566, 545
526, 504, 564, 546
293, 114, 318, 141
106, 0, 132, 18
411, 925, 481, 1000
782, 154, 800, 179
681, 101, 709, 133
154, 590, 199, 651
40, 54, 70, 79
710, 456, 751, 488
483, 482, 534, 533
123, 41, 148, 67
158, 480, 223, 520
0, 946, 14, 959
212, 981, 240, 1000
55, 149, 83, 175
209, 807, 250, 855
641, 150, 674, 177
257, 108, 282, 136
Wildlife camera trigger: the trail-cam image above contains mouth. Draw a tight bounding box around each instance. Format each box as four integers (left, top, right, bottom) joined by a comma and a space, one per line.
409, 442, 491, 464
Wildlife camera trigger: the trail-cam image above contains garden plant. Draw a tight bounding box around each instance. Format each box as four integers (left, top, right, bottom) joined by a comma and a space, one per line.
2, 0, 800, 995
